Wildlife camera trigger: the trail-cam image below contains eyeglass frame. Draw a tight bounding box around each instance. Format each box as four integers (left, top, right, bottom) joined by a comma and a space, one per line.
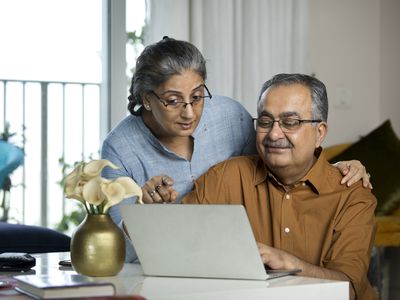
149, 84, 212, 110
252, 117, 322, 133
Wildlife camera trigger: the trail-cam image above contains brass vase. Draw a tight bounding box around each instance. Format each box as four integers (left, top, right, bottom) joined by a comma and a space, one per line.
70, 214, 125, 277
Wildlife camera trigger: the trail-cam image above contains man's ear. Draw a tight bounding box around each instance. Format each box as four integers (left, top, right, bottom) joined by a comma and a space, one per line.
315, 122, 328, 148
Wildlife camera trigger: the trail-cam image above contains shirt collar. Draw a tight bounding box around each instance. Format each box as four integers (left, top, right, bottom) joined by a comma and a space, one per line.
253, 147, 328, 195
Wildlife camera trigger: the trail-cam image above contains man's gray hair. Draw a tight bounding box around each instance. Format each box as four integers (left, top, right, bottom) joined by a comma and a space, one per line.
257, 73, 328, 122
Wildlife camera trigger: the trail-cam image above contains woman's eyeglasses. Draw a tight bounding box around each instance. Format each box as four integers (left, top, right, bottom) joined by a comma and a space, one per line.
150, 84, 212, 111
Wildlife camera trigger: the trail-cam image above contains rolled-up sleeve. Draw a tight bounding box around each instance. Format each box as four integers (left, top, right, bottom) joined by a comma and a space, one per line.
322, 188, 377, 299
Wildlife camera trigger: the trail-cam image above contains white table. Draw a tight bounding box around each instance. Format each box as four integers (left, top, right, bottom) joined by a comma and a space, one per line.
1, 252, 349, 300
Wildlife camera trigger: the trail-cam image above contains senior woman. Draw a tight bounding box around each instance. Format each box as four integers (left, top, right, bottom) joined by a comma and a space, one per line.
101, 37, 370, 262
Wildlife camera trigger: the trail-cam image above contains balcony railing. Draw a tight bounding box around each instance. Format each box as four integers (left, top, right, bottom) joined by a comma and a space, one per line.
0, 79, 101, 228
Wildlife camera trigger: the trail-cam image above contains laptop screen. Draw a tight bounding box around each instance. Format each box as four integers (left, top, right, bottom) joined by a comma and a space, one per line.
121, 204, 268, 280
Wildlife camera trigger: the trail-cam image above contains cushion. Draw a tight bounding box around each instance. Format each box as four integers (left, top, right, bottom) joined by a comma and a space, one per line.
329, 120, 400, 215
0, 222, 71, 253
375, 215, 400, 247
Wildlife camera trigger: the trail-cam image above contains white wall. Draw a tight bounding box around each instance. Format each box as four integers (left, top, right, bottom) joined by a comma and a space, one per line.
309, 0, 400, 146
380, 0, 400, 137
309, 0, 380, 146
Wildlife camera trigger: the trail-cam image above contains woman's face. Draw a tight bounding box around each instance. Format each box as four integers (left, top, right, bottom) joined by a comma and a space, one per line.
143, 70, 206, 140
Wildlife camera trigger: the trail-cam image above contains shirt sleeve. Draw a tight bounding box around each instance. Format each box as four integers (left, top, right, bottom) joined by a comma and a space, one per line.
229, 100, 257, 155
239, 108, 257, 156
101, 138, 144, 263
322, 187, 377, 299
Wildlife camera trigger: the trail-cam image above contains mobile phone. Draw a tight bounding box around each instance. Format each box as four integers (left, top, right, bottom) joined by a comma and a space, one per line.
58, 259, 72, 267
0, 253, 36, 272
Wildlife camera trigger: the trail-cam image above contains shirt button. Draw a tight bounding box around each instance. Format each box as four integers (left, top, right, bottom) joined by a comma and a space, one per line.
285, 194, 290, 200
284, 227, 290, 233
302, 182, 306, 187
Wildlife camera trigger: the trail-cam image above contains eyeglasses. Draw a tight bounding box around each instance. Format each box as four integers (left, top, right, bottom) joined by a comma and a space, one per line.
150, 84, 212, 111
253, 117, 322, 133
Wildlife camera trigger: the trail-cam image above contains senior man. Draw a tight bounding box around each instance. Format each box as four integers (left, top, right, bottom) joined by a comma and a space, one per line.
182, 74, 377, 300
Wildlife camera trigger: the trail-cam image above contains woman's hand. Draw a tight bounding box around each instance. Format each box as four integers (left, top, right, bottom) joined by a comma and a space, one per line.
142, 175, 179, 203
333, 160, 372, 189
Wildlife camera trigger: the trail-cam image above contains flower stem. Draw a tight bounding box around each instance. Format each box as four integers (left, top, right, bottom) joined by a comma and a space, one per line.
88, 203, 96, 214
83, 202, 91, 214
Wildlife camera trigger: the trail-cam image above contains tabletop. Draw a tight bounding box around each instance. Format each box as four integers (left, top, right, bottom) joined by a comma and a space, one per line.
0, 252, 349, 300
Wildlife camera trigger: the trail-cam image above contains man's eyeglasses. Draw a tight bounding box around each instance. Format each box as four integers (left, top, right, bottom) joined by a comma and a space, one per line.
150, 84, 212, 111
253, 117, 322, 133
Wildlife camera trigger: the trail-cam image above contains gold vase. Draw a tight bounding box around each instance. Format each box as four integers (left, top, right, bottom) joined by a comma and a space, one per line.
70, 214, 125, 277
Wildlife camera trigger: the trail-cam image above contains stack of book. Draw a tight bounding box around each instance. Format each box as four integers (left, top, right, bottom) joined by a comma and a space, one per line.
13, 273, 116, 299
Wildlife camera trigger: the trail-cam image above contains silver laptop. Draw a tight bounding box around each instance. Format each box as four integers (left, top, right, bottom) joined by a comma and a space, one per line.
121, 204, 300, 280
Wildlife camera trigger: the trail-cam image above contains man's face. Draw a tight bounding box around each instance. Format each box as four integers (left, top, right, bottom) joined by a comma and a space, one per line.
256, 84, 327, 179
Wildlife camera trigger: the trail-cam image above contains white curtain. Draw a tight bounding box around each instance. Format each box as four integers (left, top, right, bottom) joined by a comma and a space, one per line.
146, 0, 309, 116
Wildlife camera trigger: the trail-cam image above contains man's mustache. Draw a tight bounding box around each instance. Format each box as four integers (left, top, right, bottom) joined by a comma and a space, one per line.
262, 139, 293, 148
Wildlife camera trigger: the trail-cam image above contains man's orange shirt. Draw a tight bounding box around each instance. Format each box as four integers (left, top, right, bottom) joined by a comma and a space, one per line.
183, 152, 377, 300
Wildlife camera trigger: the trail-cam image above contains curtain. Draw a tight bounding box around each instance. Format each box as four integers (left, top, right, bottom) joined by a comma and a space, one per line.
146, 0, 309, 116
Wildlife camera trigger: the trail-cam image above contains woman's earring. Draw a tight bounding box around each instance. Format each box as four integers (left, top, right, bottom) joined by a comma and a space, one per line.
144, 104, 151, 111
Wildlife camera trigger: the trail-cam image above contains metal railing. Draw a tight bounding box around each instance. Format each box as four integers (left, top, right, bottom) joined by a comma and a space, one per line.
0, 79, 101, 227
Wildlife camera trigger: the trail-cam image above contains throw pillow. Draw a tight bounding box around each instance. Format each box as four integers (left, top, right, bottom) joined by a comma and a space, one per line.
329, 120, 400, 215
0, 222, 71, 253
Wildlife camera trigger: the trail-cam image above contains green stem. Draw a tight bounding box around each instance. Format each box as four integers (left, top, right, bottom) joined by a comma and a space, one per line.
99, 200, 106, 214
89, 203, 96, 214
0, 190, 6, 221
0, 190, 9, 221
83, 202, 91, 214
0, 190, 5, 210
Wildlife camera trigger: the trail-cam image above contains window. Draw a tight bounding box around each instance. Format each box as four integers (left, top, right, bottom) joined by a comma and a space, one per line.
0, 0, 145, 231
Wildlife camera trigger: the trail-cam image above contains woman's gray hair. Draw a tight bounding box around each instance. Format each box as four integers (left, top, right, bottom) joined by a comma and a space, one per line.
128, 37, 207, 115
257, 73, 328, 122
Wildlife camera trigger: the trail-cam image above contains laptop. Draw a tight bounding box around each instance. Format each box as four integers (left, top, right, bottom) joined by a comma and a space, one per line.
121, 204, 300, 280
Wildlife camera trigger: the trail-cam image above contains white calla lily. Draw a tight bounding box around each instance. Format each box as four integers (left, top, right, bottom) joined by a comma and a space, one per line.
65, 183, 85, 202
64, 163, 85, 202
82, 159, 119, 180
113, 177, 142, 199
82, 177, 106, 206
101, 181, 126, 212
101, 177, 143, 212
64, 159, 142, 214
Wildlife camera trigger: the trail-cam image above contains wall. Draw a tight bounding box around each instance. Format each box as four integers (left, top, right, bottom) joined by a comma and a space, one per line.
309, 0, 381, 146
309, 0, 400, 146
380, 0, 400, 137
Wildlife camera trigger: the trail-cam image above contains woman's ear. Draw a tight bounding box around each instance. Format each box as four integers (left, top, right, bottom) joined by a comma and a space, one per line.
142, 94, 151, 111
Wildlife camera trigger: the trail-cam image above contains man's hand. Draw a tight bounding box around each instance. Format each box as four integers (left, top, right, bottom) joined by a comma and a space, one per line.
334, 160, 372, 189
257, 243, 355, 300
142, 175, 179, 203
257, 243, 298, 270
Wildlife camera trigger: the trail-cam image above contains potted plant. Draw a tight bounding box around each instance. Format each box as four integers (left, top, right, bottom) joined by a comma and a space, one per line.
64, 159, 142, 276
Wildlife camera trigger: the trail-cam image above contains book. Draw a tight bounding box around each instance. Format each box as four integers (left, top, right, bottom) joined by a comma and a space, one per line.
13, 273, 116, 299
